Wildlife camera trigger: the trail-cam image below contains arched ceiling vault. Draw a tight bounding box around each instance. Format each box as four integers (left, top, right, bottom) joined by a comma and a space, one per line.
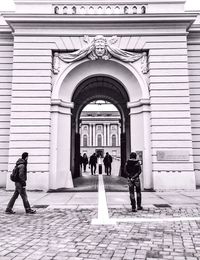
72, 76, 130, 121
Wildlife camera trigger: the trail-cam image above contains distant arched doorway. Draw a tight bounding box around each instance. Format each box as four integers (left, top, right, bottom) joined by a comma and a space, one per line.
71, 75, 130, 178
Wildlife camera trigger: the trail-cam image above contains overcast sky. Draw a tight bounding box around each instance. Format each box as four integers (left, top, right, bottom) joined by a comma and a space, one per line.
0, 0, 200, 11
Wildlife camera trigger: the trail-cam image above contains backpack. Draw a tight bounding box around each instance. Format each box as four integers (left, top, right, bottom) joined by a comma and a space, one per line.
10, 165, 19, 182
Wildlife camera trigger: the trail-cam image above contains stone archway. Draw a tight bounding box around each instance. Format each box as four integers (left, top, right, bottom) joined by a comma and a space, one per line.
50, 58, 152, 190
71, 75, 130, 179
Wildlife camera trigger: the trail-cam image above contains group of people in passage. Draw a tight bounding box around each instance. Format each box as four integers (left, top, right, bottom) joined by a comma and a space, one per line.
80, 152, 113, 175
5, 151, 142, 214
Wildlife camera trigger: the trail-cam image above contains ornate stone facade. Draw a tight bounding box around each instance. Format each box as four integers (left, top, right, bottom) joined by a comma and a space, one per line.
0, 0, 199, 191
80, 111, 121, 158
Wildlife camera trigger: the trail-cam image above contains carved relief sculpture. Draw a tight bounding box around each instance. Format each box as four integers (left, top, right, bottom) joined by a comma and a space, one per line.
53, 35, 148, 74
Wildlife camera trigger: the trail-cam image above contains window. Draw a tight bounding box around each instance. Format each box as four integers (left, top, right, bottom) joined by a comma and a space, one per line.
89, 6, 95, 14
72, 6, 76, 14
124, 6, 129, 14
63, 6, 67, 14
133, 6, 137, 14
106, 6, 112, 14
97, 125, 102, 131
114, 6, 120, 14
80, 6, 86, 14
97, 6, 103, 14
141, 6, 146, 14
54, 6, 59, 14
83, 125, 88, 131
83, 135, 87, 146
112, 135, 117, 147
97, 134, 102, 146
111, 125, 117, 130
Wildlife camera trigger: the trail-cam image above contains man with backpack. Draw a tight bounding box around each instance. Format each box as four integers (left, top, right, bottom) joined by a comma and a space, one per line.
124, 152, 143, 212
103, 152, 113, 175
5, 152, 36, 214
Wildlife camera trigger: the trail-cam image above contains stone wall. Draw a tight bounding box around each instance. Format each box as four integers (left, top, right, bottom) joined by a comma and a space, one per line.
0, 25, 13, 187
188, 25, 200, 186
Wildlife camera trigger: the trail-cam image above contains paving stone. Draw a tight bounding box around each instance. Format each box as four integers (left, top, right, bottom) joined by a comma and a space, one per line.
1, 200, 200, 260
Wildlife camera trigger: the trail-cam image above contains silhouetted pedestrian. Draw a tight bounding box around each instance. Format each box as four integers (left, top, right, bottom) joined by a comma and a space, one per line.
103, 152, 113, 175
124, 152, 143, 212
5, 152, 36, 214
89, 153, 97, 175
82, 153, 88, 172
79, 153, 83, 171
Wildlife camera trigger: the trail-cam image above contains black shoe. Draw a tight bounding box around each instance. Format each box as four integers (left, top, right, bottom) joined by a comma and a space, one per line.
26, 209, 36, 214
5, 209, 15, 214
137, 206, 143, 210
132, 208, 137, 212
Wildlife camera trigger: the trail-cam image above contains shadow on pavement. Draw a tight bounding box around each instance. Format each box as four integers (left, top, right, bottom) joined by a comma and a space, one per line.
48, 174, 128, 192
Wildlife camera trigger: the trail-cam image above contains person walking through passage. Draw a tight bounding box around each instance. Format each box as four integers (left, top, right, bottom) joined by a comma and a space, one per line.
5, 152, 36, 214
82, 153, 88, 172
89, 153, 97, 175
103, 152, 113, 175
124, 152, 143, 212
79, 153, 83, 172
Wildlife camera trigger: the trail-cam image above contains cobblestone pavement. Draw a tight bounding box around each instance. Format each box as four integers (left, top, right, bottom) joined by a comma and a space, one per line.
1, 206, 200, 260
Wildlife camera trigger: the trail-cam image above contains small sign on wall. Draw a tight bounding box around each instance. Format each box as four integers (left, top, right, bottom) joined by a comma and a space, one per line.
136, 151, 143, 165
156, 150, 190, 161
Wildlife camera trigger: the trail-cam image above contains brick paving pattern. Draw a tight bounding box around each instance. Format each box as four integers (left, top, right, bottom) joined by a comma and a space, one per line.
1, 207, 200, 260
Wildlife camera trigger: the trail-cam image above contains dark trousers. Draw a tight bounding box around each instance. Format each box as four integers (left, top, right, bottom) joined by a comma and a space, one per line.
105, 164, 112, 175
128, 178, 142, 209
83, 163, 87, 172
90, 164, 96, 175
6, 182, 31, 211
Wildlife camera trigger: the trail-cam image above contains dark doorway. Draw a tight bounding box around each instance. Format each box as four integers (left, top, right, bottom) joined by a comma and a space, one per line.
96, 149, 104, 158
71, 76, 130, 179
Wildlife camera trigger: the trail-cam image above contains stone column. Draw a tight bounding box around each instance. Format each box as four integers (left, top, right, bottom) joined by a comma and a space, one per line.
93, 124, 96, 146
49, 101, 74, 189
118, 123, 121, 146
89, 124, 92, 146
107, 124, 110, 146
104, 124, 107, 146
142, 110, 152, 189
128, 100, 152, 190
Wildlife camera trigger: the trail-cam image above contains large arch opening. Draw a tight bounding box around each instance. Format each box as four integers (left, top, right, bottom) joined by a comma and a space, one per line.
50, 58, 152, 190
71, 75, 130, 179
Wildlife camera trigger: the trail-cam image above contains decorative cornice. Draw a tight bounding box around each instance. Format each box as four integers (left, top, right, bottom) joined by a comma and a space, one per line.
51, 99, 74, 108
3, 13, 197, 35
3, 13, 197, 23
127, 99, 150, 109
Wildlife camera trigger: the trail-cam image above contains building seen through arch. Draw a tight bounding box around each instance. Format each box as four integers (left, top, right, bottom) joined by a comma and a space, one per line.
80, 101, 121, 160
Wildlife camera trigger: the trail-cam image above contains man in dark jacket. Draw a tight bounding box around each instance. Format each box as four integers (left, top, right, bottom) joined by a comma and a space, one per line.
103, 152, 113, 175
124, 152, 143, 212
5, 152, 36, 214
89, 153, 97, 175
82, 153, 88, 172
